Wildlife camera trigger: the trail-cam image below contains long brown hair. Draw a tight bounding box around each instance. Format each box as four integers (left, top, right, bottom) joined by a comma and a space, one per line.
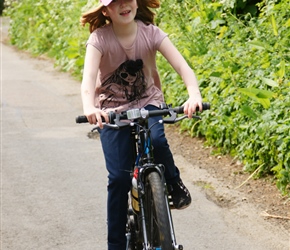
80, 0, 160, 33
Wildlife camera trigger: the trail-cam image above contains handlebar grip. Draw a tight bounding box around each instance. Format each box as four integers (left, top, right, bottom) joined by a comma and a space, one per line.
202, 102, 210, 111
76, 116, 88, 123
173, 102, 210, 114
75, 112, 116, 124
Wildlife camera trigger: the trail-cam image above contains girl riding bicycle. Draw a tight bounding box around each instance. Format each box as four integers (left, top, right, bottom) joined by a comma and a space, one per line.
80, 0, 203, 249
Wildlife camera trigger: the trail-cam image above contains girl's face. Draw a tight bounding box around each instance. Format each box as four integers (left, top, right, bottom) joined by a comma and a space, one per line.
104, 0, 138, 25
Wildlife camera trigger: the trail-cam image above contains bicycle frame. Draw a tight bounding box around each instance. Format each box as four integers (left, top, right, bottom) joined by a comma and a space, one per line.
126, 115, 182, 250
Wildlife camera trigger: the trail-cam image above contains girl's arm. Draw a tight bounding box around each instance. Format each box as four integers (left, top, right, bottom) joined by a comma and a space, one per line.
81, 44, 109, 127
158, 37, 203, 117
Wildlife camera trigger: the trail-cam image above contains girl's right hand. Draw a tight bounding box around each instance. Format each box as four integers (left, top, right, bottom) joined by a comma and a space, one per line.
85, 108, 109, 129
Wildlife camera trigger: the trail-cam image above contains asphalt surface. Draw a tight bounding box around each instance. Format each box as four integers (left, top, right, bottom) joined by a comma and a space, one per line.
1, 17, 289, 250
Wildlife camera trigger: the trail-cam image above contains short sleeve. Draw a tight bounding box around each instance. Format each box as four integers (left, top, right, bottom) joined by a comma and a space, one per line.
149, 24, 168, 51
86, 29, 105, 55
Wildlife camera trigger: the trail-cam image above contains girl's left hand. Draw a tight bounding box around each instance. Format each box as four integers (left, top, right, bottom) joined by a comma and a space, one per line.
183, 94, 203, 118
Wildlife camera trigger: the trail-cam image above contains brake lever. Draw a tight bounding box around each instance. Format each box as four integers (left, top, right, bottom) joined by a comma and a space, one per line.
191, 115, 201, 120
162, 108, 177, 124
163, 114, 201, 124
174, 115, 188, 122
91, 123, 120, 132
113, 113, 131, 128
91, 126, 99, 132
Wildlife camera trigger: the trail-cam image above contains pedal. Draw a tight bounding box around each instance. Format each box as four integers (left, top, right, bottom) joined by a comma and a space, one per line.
168, 195, 175, 209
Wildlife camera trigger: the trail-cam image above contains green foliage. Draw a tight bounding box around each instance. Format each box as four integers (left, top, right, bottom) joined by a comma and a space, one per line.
4, 0, 87, 78
156, 0, 289, 194
5, 0, 290, 194
0, 0, 4, 15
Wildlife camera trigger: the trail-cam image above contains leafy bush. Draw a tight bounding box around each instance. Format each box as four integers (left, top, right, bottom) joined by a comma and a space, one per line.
0, 1, 4, 15
4, 0, 87, 78
156, 0, 290, 194
4, 0, 290, 194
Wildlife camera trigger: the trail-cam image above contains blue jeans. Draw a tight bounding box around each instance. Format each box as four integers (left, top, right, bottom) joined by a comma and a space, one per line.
98, 105, 180, 250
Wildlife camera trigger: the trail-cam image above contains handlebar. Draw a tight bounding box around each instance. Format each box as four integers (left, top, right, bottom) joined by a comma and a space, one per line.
75, 103, 210, 126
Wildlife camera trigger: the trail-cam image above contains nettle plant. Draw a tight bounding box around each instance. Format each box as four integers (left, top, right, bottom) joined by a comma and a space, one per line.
157, 0, 289, 194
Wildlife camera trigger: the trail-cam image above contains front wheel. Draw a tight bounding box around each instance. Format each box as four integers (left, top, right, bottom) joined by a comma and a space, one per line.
144, 171, 172, 249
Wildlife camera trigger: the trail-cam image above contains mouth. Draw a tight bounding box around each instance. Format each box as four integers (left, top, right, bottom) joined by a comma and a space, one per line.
120, 10, 131, 15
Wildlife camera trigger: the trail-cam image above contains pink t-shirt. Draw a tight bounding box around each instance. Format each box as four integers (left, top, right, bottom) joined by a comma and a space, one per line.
87, 20, 168, 112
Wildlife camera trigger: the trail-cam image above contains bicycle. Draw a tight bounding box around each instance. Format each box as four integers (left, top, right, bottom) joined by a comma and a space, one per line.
76, 103, 210, 250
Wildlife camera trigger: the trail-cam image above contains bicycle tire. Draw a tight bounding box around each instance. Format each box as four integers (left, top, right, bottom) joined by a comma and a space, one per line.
144, 171, 172, 249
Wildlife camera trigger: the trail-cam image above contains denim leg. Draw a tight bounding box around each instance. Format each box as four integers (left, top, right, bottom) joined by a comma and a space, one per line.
98, 126, 133, 250
146, 105, 181, 185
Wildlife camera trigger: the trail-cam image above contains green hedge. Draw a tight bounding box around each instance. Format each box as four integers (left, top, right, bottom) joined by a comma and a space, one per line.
4, 0, 88, 77
0, 0, 4, 15
4, 0, 290, 194
156, 0, 290, 194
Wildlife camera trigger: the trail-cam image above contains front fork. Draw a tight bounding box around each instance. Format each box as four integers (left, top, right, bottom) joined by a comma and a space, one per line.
164, 191, 183, 250
135, 167, 183, 250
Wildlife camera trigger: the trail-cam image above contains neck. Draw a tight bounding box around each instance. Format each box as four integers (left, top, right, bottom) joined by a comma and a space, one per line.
112, 20, 137, 38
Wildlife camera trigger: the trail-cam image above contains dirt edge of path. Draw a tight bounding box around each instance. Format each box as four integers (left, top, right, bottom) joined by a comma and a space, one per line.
165, 125, 290, 233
